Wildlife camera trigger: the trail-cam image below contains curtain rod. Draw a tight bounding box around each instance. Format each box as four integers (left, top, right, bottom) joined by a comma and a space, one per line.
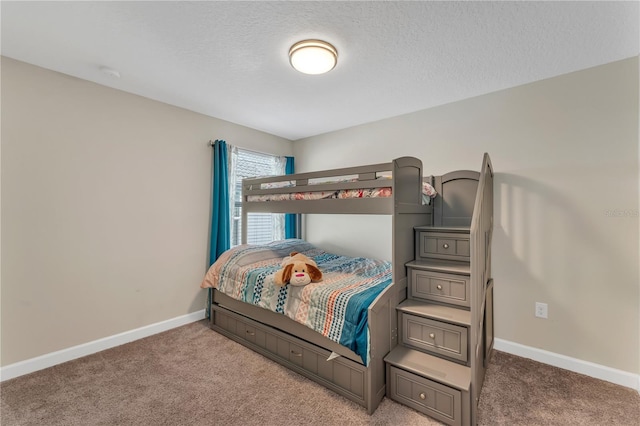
210, 139, 260, 154
209, 140, 291, 159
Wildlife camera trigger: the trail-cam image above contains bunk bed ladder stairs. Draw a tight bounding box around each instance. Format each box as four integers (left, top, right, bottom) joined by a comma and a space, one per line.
384, 155, 494, 426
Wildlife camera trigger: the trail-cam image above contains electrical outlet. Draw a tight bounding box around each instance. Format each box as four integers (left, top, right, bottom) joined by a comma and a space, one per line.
535, 302, 548, 319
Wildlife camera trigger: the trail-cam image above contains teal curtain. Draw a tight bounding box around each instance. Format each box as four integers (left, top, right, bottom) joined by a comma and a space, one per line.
285, 156, 296, 239
207, 140, 230, 318
210, 140, 230, 265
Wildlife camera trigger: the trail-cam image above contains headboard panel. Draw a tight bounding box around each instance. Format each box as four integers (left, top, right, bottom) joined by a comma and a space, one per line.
433, 170, 480, 227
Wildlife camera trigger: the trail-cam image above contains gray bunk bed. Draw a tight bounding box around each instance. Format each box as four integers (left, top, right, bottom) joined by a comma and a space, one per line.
205, 154, 494, 423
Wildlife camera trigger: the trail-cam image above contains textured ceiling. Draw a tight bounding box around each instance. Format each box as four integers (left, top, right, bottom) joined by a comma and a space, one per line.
2, 1, 638, 141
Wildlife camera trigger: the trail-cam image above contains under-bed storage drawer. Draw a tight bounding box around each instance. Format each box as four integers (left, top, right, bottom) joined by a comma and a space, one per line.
388, 365, 462, 426
211, 305, 366, 402
411, 269, 470, 307
417, 232, 470, 261
401, 313, 468, 363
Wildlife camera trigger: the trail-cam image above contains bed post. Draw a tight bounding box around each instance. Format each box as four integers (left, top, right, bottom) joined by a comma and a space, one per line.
390, 157, 433, 341
295, 213, 302, 240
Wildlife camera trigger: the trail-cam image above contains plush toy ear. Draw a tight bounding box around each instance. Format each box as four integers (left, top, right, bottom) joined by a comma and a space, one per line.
307, 263, 322, 282
289, 251, 299, 257
282, 264, 294, 284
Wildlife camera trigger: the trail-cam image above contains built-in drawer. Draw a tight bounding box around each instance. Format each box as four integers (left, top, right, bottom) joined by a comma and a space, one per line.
211, 305, 365, 400
410, 269, 470, 307
401, 313, 468, 363
417, 232, 470, 261
276, 338, 320, 371
388, 365, 461, 426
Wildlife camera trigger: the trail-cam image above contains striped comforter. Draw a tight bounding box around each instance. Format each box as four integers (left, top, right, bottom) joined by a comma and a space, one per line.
201, 239, 393, 365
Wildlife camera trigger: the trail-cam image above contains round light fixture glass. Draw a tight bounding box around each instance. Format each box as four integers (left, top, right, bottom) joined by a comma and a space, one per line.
289, 40, 338, 75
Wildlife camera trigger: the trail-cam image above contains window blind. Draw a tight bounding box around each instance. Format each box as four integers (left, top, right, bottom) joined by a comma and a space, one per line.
231, 149, 285, 246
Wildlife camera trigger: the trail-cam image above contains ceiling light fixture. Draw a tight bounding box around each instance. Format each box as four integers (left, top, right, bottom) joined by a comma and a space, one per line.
289, 39, 338, 75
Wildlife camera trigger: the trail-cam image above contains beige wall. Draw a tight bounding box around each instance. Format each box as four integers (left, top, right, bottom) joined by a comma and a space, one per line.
0, 58, 292, 366
294, 57, 640, 375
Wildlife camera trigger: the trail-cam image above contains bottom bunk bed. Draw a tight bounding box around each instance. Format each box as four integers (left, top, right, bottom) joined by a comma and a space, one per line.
201, 239, 398, 413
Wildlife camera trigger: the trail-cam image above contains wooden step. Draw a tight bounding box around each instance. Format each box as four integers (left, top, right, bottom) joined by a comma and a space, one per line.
397, 300, 471, 327
385, 345, 471, 391
406, 259, 470, 276
414, 225, 470, 234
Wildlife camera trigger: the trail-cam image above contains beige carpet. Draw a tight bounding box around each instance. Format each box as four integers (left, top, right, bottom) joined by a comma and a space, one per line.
2, 320, 639, 425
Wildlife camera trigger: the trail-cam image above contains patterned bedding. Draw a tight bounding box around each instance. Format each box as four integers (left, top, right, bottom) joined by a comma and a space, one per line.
247, 187, 392, 202
201, 239, 393, 365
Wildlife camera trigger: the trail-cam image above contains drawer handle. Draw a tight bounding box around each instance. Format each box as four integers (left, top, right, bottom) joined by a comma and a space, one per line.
429, 333, 436, 339
290, 350, 303, 357
419, 392, 426, 400
245, 330, 255, 336
442, 243, 449, 249
436, 284, 443, 290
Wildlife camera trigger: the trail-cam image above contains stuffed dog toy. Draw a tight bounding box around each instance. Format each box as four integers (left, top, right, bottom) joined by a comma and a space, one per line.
274, 252, 322, 287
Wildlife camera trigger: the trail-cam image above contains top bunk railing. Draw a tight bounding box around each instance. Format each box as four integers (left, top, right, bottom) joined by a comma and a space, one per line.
241, 156, 431, 216
244, 161, 394, 195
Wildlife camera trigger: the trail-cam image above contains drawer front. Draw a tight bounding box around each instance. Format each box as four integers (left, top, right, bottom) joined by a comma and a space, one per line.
402, 313, 468, 363
237, 322, 258, 343
211, 306, 365, 400
418, 232, 470, 261
388, 365, 461, 426
411, 269, 470, 307
278, 339, 307, 368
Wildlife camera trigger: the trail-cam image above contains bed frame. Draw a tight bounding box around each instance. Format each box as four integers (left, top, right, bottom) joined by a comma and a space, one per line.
208, 155, 492, 418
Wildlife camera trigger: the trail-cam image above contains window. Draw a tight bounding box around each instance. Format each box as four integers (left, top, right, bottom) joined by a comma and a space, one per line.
230, 148, 286, 247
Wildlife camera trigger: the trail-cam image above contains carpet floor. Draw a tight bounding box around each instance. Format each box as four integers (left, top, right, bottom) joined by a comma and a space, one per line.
2, 320, 639, 425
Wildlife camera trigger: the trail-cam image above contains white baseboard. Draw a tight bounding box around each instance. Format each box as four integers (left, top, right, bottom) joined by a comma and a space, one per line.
0, 309, 206, 382
494, 338, 640, 393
